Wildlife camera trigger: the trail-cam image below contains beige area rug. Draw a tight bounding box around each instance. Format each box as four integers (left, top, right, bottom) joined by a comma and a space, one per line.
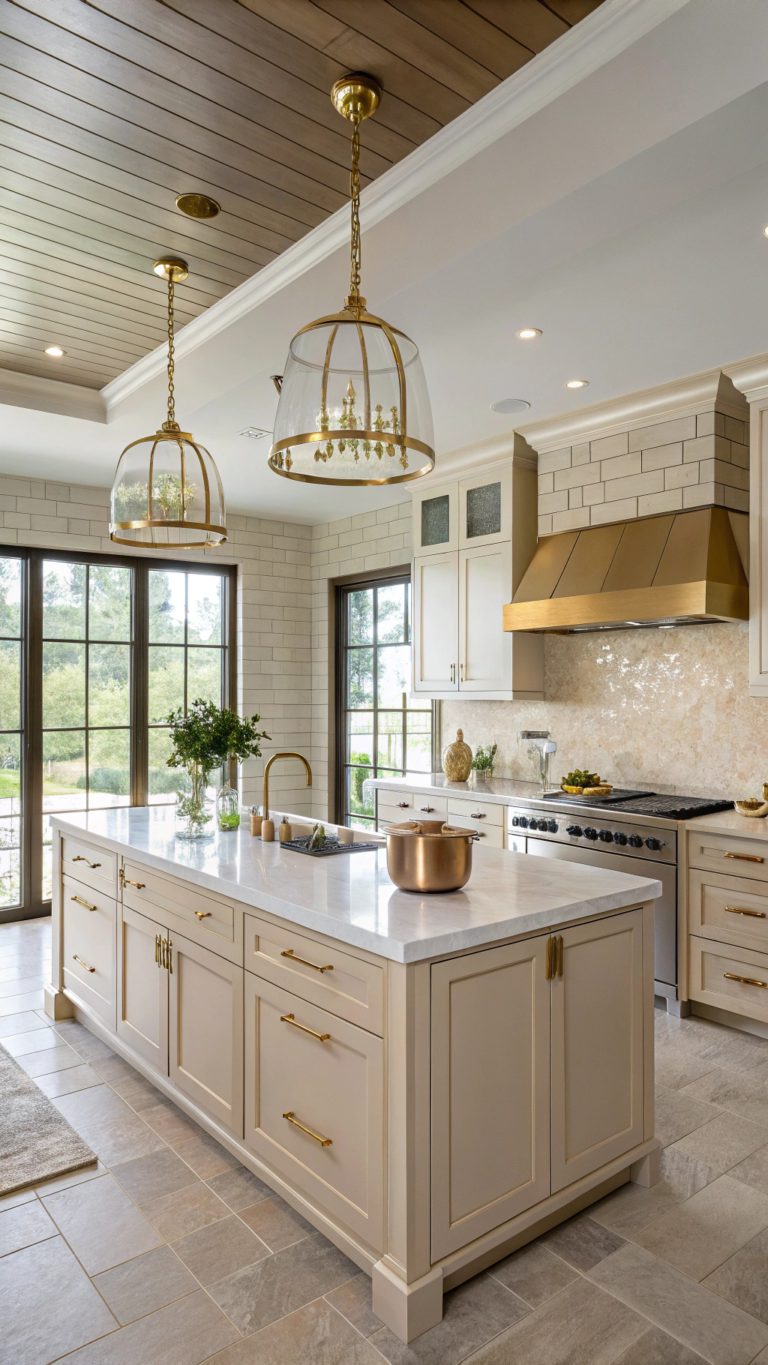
0, 1042, 96, 1194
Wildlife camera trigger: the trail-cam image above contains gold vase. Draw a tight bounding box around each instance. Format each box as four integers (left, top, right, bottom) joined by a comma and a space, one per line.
442, 729, 473, 783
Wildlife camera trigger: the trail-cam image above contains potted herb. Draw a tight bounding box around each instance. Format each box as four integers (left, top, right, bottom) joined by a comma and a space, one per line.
471, 743, 498, 785
166, 699, 270, 839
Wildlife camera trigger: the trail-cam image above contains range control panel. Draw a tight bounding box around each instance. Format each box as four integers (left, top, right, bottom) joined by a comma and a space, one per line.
507, 808, 677, 863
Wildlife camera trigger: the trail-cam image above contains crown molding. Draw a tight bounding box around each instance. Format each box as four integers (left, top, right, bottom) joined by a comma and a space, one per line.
0, 369, 105, 422
437, 431, 538, 477
724, 353, 768, 402
102, 0, 688, 416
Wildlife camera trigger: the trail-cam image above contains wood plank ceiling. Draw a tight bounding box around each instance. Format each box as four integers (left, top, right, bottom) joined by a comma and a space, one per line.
0, 0, 604, 389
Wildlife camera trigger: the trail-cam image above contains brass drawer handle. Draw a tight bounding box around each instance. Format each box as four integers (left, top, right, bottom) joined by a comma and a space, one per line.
724, 972, 768, 989
123, 877, 145, 889
160, 939, 173, 974
723, 852, 765, 864
470, 812, 486, 819
556, 934, 564, 978
155, 934, 162, 966
725, 906, 767, 919
72, 855, 101, 869
70, 894, 97, 912
72, 954, 95, 974
281, 947, 334, 974
280, 1012, 331, 1043
194, 910, 213, 920
282, 1110, 332, 1147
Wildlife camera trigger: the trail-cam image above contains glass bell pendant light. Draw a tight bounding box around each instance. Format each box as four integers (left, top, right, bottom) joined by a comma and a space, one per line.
110, 257, 227, 548
269, 74, 435, 486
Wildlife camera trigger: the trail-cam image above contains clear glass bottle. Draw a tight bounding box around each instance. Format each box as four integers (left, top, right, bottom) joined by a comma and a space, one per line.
216, 783, 240, 831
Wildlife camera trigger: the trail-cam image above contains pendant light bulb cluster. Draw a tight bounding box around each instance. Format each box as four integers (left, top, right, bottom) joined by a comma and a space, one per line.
109, 257, 226, 548
268, 74, 435, 486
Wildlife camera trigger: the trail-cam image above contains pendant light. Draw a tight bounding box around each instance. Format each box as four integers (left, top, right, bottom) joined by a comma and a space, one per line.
269, 74, 435, 486
110, 257, 227, 548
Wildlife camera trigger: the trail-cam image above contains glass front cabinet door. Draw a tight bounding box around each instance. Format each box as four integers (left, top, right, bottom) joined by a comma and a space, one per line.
459, 467, 512, 549
412, 484, 459, 556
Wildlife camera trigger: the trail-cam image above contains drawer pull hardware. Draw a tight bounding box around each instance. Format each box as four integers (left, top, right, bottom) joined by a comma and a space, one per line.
159, 939, 173, 973
397, 801, 409, 809
723, 972, 768, 989
155, 934, 162, 966
280, 947, 334, 974
470, 812, 486, 820
194, 910, 213, 920
450, 663, 456, 684
72, 855, 101, 869
723, 852, 765, 864
725, 906, 767, 919
419, 805, 435, 813
282, 1111, 332, 1147
280, 1012, 331, 1043
555, 934, 564, 978
70, 894, 97, 912
546, 937, 555, 980
120, 869, 146, 889
72, 954, 95, 974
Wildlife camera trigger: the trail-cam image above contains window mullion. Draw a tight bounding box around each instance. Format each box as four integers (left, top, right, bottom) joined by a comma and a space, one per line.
25, 553, 43, 918
132, 564, 148, 806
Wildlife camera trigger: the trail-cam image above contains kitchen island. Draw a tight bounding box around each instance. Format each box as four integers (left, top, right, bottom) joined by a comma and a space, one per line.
46, 807, 661, 1343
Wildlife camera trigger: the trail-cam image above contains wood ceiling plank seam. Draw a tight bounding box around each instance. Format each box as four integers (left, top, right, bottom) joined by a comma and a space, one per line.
0, 336, 119, 376
0, 300, 162, 348
0, 352, 110, 386
386, 0, 532, 80
7, 0, 386, 192
0, 237, 212, 311
0, 303, 150, 351
0, 319, 145, 366
538, 1, 602, 25
0, 14, 350, 213
0, 262, 194, 327
461, 0, 568, 51
235, 0, 348, 53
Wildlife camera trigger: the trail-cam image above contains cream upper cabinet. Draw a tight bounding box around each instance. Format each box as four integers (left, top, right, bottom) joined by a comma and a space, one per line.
413, 484, 459, 556
412, 552, 459, 693
458, 467, 512, 548
458, 543, 512, 693
169, 931, 244, 1138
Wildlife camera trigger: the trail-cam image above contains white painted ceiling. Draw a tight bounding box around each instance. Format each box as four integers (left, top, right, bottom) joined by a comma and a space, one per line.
3, 0, 768, 522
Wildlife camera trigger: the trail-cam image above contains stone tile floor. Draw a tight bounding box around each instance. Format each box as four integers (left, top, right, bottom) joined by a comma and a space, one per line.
5, 920, 768, 1363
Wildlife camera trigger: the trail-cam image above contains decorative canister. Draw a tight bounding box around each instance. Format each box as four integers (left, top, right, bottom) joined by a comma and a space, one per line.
441, 729, 473, 782
216, 784, 240, 831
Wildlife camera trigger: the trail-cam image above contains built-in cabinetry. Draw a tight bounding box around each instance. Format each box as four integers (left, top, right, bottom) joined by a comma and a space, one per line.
686, 818, 768, 1025
411, 459, 543, 699
376, 784, 506, 846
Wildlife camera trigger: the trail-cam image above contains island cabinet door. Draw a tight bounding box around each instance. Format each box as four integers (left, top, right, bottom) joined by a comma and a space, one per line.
168, 932, 244, 1137
117, 904, 168, 1074
550, 909, 644, 1192
431, 936, 551, 1260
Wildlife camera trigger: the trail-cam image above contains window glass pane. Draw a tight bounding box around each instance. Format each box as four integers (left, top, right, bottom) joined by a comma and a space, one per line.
0, 820, 21, 908
148, 727, 177, 803
466, 481, 501, 539
43, 561, 86, 639
347, 648, 373, 708
376, 583, 406, 644
187, 574, 223, 645
148, 646, 184, 724
347, 589, 373, 645
346, 765, 374, 820
43, 730, 86, 811
43, 642, 85, 729
0, 558, 21, 638
0, 641, 20, 731
406, 726, 432, 772
377, 645, 410, 707
149, 570, 185, 643
89, 644, 131, 727
89, 565, 132, 641
0, 735, 20, 814
421, 494, 449, 547
377, 712, 403, 771
186, 648, 223, 708
346, 715, 374, 767
89, 729, 130, 808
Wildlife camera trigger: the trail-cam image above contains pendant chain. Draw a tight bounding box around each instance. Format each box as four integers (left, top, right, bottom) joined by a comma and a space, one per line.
166, 274, 176, 427
348, 121, 362, 307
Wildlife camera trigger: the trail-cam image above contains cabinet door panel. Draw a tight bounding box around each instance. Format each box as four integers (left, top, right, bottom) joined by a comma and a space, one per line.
117, 904, 167, 1073
412, 552, 458, 693
413, 484, 458, 555
459, 467, 511, 549
458, 544, 512, 694
169, 932, 244, 1136
551, 910, 644, 1191
431, 936, 550, 1258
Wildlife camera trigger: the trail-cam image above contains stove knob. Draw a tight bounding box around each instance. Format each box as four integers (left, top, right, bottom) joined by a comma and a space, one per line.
530, 819, 543, 831
628, 834, 644, 848
645, 836, 665, 851
614, 832, 628, 846
566, 824, 583, 837
584, 827, 598, 840
547, 819, 558, 833
518, 817, 529, 829
511, 816, 520, 827
598, 829, 614, 843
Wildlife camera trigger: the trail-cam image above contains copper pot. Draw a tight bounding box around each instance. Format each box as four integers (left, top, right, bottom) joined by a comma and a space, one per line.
385, 820, 476, 893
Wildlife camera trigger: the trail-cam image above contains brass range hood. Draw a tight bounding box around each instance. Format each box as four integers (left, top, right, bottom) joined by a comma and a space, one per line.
503, 507, 748, 634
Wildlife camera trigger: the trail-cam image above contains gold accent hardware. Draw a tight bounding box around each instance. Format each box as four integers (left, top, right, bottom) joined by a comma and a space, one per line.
724, 852, 765, 864
122, 873, 146, 889
725, 906, 767, 919
194, 910, 212, 920
70, 894, 97, 912
280, 947, 334, 974
263, 751, 312, 822
155, 934, 161, 966
546, 937, 555, 980
175, 192, 220, 220
470, 812, 486, 820
555, 935, 564, 978
72, 855, 101, 869
282, 1111, 333, 1147
167, 940, 173, 975
280, 1012, 331, 1043
724, 972, 768, 989
73, 954, 95, 974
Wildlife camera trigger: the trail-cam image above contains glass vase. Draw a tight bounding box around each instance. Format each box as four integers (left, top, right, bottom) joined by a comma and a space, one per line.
175, 763, 214, 840
216, 783, 240, 831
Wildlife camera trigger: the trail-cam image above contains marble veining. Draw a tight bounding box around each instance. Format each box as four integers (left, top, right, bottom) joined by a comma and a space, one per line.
51, 809, 660, 964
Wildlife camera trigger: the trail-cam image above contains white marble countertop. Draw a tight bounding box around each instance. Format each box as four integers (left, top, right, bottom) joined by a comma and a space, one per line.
686, 809, 768, 840
368, 773, 547, 807
52, 808, 661, 964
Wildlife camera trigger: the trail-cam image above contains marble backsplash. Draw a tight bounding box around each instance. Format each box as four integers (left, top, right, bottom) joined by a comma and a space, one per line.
440, 622, 765, 801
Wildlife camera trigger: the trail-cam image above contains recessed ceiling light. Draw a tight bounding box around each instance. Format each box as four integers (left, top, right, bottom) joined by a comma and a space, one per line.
239, 426, 271, 440
565, 378, 589, 390
44, 345, 65, 357
176, 192, 221, 220
516, 327, 542, 340
490, 398, 531, 414
763, 225, 768, 238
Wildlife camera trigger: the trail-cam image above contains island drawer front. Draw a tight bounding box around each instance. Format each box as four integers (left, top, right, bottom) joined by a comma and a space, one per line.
61, 836, 117, 899
244, 973, 384, 1252
689, 936, 768, 1024
121, 861, 240, 963
443, 813, 504, 847
447, 797, 503, 828
688, 831, 768, 883
62, 876, 116, 1027
244, 913, 383, 1036
688, 869, 768, 951
378, 792, 448, 823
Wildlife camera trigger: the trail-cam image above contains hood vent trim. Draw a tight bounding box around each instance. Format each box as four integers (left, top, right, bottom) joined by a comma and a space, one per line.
503, 507, 748, 634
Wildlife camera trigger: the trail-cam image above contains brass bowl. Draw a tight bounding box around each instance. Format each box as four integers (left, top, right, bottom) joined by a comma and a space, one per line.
385, 820, 476, 893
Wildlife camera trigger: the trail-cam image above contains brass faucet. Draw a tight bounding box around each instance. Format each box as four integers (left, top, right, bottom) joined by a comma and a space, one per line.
262, 751, 312, 821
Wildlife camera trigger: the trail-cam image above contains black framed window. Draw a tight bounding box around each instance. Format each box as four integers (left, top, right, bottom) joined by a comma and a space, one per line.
335, 574, 433, 830
0, 548, 235, 923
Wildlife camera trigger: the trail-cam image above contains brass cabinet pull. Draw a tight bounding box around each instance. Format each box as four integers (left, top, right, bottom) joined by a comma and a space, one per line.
280, 1012, 331, 1043
123, 877, 146, 889
154, 934, 161, 966
168, 940, 173, 974
545, 937, 555, 980
556, 934, 564, 978
280, 947, 333, 974
194, 910, 213, 920
72, 953, 95, 974
159, 939, 173, 973
470, 812, 486, 820
73, 854, 101, 869
282, 1110, 332, 1147
724, 972, 768, 989
723, 852, 765, 864
725, 906, 767, 919
70, 894, 97, 912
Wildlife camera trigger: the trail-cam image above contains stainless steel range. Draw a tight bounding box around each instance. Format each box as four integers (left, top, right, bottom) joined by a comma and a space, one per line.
506, 789, 732, 1012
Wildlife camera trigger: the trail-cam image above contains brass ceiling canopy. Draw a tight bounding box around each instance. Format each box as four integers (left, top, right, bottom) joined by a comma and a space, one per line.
268, 73, 435, 487
175, 192, 221, 220
109, 256, 226, 549
503, 507, 748, 633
